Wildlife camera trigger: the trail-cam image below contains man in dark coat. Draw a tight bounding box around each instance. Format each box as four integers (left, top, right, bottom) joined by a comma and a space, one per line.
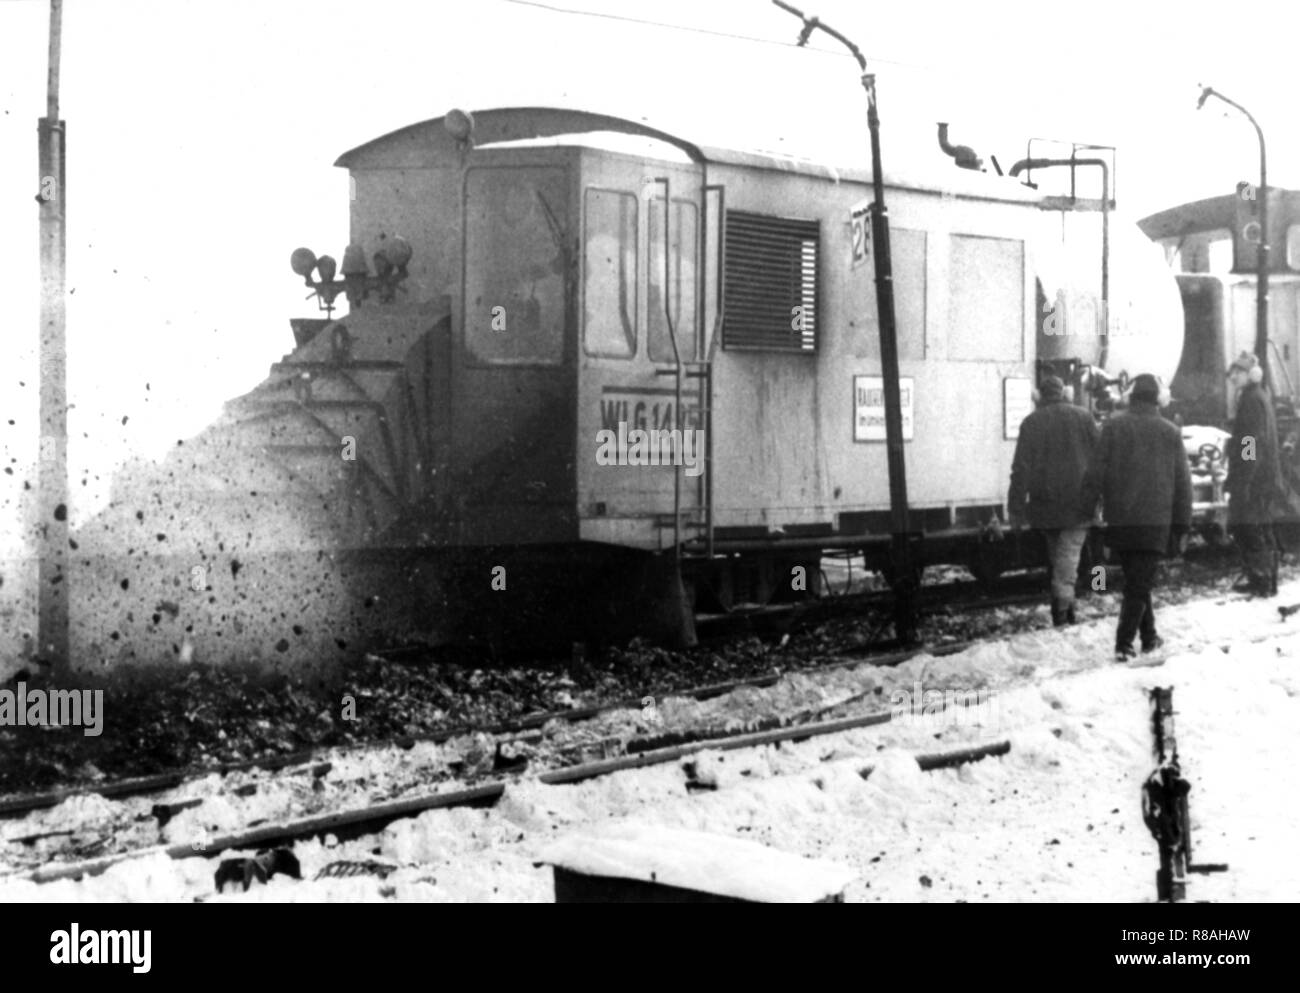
1008, 375, 1100, 625
1080, 373, 1193, 660
1225, 351, 1284, 596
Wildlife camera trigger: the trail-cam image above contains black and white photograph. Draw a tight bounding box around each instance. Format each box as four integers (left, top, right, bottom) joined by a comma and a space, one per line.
0, 0, 1295, 944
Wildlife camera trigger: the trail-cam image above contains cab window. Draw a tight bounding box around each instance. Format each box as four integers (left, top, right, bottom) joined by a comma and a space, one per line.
464, 167, 567, 365
649, 199, 698, 363
583, 189, 638, 358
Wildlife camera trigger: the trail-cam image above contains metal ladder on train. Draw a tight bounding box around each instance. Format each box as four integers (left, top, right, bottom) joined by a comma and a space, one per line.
657, 357, 714, 558
650, 178, 723, 560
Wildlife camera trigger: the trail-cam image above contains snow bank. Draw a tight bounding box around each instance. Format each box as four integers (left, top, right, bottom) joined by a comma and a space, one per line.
3, 578, 1299, 901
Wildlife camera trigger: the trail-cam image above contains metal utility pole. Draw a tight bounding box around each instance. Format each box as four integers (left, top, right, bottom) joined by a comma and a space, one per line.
1143, 687, 1227, 902
772, 1, 918, 642
1198, 85, 1270, 391
38, 0, 69, 678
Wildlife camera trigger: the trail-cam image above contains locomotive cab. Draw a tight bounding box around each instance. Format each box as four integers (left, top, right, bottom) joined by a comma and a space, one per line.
328, 110, 714, 646
335, 112, 711, 541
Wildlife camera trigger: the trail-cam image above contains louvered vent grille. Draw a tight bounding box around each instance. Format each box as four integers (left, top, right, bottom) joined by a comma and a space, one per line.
722, 211, 819, 352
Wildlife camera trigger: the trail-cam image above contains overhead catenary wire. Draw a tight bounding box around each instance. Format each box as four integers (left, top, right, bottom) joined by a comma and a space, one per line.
497, 0, 931, 71
495, 0, 1131, 146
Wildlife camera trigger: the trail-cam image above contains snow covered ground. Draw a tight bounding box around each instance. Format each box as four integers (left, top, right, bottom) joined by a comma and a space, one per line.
2, 579, 1298, 903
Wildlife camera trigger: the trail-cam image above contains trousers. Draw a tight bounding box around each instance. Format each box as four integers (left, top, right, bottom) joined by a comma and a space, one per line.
1116, 550, 1161, 650
1231, 522, 1278, 585
1043, 525, 1089, 603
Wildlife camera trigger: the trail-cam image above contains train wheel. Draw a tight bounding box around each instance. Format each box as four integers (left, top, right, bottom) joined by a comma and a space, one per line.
968, 538, 1004, 588
771, 556, 821, 603
968, 557, 1002, 587
1201, 521, 1233, 549
885, 560, 926, 592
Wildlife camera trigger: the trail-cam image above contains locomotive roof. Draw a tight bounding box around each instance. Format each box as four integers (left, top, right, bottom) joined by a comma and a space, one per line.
335, 106, 1043, 204
1137, 194, 1238, 239
1139, 188, 1300, 240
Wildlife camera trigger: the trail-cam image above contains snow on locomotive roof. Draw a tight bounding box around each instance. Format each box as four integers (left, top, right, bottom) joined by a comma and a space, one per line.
477, 131, 696, 163
335, 106, 1043, 204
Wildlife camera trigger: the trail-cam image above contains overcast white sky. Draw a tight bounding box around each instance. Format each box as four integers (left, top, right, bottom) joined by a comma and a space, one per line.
0, 0, 1296, 536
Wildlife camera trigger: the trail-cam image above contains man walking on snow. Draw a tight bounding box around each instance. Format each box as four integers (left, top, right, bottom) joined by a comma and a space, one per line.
1225, 351, 1284, 597
1008, 374, 1100, 626
1080, 373, 1193, 661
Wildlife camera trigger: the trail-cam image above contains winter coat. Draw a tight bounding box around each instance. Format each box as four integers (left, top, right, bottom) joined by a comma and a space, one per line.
1080, 400, 1192, 553
1227, 382, 1286, 526
1007, 398, 1100, 529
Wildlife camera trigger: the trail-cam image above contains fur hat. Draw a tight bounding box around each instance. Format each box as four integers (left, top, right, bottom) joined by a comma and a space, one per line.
1130, 373, 1161, 403
1227, 351, 1265, 383
1038, 374, 1065, 399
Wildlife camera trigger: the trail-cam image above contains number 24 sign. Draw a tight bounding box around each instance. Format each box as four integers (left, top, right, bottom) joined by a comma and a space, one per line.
850, 200, 871, 269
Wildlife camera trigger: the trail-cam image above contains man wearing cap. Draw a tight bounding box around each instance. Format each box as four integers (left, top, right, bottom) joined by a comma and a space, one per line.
1226, 351, 1284, 596
1008, 375, 1100, 626
1080, 373, 1192, 660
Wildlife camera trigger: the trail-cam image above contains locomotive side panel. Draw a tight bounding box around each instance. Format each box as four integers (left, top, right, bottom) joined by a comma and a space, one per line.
705, 163, 1038, 536
703, 165, 828, 531
349, 168, 461, 312
350, 148, 583, 547
575, 149, 706, 550
453, 159, 578, 545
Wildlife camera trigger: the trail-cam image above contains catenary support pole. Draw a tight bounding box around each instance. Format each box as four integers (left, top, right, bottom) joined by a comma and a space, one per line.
771, 1, 918, 643
37, 0, 70, 678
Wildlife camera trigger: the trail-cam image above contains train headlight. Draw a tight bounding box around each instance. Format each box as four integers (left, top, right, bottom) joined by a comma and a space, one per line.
291, 247, 318, 279
316, 255, 337, 283
382, 236, 412, 270
444, 108, 475, 144
341, 244, 368, 276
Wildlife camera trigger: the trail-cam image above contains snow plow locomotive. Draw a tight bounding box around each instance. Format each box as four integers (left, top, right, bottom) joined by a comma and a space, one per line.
52, 107, 1186, 676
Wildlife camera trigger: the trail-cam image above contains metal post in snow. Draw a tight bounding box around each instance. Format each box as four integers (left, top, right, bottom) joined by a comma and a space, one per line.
771, 1, 918, 642
38, 0, 69, 678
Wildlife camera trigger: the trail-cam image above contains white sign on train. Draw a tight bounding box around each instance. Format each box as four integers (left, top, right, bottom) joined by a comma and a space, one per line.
1003, 377, 1034, 440
849, 199, 871, 269
854, 375, 914, 442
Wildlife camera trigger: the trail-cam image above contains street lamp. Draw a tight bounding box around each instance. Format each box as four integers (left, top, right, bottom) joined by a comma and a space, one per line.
771, 1, 918, 644
1197, 84, 1270, 391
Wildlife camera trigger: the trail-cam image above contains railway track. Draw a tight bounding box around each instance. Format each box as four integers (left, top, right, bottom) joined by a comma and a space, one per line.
0, 553, 1240, 823
0, 568, 1050, 821
0, 633, 981, 821
9, 703, 1013, 887
0, 551, 1259, 862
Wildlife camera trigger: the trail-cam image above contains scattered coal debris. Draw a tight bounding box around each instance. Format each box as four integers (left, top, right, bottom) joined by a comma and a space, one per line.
214, 848, 302, 893
0, 636, 772, 795
0, 546, 1260, 798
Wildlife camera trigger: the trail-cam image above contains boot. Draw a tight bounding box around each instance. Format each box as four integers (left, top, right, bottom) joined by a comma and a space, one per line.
1115, 595, 1143, 661
1248, 572, 1275, 598
1139, 593, 1159, 652
1050, 598, 1066, 627
1066, 603, 1077, 624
